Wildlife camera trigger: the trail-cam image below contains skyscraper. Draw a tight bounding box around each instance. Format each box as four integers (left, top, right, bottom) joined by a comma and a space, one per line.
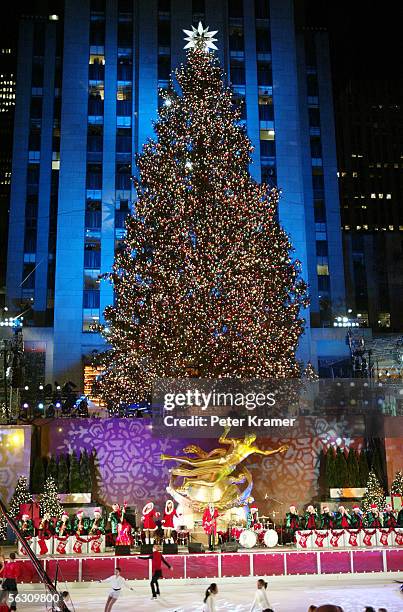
6, 0, 346, 385
0, 47, 16, 304
337, 77, 403, 331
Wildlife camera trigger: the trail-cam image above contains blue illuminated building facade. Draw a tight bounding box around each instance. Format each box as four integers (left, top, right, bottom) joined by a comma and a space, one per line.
6, 0, 346, 385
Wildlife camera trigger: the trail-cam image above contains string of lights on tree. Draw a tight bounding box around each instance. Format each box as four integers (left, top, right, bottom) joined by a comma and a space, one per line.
94, 24, 309, 405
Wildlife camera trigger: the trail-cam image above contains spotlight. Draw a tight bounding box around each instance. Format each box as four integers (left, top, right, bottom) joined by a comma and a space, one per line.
39, 384, 44, 390
38, 403, 44, 409
55, 402, 61, 408
23, 403, 29, 409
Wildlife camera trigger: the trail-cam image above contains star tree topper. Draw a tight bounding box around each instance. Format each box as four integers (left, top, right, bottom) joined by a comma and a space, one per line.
183, 22, 218, 52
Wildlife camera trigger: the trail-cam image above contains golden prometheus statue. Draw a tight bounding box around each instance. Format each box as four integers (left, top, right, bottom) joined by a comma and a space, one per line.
161, 427, 288, 511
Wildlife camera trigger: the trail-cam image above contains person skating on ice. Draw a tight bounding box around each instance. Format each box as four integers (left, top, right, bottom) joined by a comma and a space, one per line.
203, 583, 218, 612
139, 543, 173, 600
249, 578, 274, 612
99, 567, 134, 612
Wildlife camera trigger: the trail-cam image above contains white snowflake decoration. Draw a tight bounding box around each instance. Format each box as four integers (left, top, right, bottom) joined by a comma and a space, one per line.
183, 22, 218, 52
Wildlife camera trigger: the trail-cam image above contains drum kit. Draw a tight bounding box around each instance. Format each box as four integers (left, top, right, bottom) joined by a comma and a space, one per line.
232, 513, 280, 549
238, 527, 278, 548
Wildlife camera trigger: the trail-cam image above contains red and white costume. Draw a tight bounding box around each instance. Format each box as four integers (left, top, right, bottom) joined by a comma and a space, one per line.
162, 500, 178, 543
142, 502, 159, 530
203, 505, 219, 535
162, 500, 177, 530
141, 502, 160, 543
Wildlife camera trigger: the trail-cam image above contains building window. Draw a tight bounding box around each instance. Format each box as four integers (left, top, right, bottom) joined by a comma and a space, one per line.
117, 58, 132, 81
87, 124, 103, 156
255, 27, 271, 54
317, 264, 329, 276
84, 238, 101, 268
158, 55, 171, 81
85, 199, 102, 229
260, 139, 275, 158
259, 102, 274, 121
229, 26, 244, 52
377, 312, 390, 328
230, 60, 245, 85
308, 107, 320, 127
86, 164, 102, 189
84, 270, 101, 290
260, 129, 275, 140
192, 0, 205, 21
116, 164, 131, 190
255, 0, 270, 20
90, 21, 105, 46
310, 137, 322, 159
257, 62, 272, 86
116, 127, 132, 153
158, 20, 170, 49
228, 0, 243, 19
83, 309, 100, 332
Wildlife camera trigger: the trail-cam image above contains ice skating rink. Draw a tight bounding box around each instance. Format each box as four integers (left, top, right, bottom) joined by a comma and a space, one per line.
15, 575, 403, 611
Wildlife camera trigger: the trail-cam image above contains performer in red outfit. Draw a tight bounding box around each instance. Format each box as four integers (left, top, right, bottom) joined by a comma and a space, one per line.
141, 502, 160, 544
203, 503, 219, 551
0, 552, 19, 611
334, 505, 351, 528
383, 503, 397, 528
162, 500, 178, 543
304, 505, 318, 529
37, 512, 55, 555
139, 544, 173, 600
115, 502, 133, 547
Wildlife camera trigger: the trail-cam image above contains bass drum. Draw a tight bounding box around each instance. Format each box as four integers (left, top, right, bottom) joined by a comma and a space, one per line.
264, 529, 279, 548
239, 529, 257, 549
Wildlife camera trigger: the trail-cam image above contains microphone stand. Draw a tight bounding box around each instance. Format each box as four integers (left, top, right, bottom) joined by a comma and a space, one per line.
265, 496, 285, 546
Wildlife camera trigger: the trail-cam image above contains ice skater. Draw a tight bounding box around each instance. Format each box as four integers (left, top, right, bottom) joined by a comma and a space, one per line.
203, 583, 218, 611
249, 578, 273, 611
0, 552, 19, 611
139, 544, 173, 600
99, 567, 134, 612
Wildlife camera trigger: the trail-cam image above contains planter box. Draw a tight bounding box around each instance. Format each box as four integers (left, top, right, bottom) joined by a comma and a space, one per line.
329, 488, 365, 499
33, 493, 92, 504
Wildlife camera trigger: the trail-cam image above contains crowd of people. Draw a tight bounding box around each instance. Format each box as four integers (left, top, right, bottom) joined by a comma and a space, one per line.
0, 549, 397, 612
285, 502, 401, 534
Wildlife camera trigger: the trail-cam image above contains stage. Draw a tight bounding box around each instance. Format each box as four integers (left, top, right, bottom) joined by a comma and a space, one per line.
14, 546, 403, 584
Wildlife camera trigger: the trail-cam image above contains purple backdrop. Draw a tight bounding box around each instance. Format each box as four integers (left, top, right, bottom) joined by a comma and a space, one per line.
44, 418, 213, 509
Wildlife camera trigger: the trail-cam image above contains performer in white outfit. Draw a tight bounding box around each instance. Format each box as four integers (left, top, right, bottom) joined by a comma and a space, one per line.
99, 567, 134, 612
250, 579, 273, 612
203, 583, 218, 611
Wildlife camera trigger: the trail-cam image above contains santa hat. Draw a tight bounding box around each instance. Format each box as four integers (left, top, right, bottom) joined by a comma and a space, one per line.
22, 514, 30, 520
62, 512, 69, 519
93, 507, 101, 514
370, 504, 377, 510
352, 505, 360, 511
289, 504, 296, 511
76, 509, 84, 516
307, 505, 315, 512
250, 506, 258, 513
143, 501, 154, 515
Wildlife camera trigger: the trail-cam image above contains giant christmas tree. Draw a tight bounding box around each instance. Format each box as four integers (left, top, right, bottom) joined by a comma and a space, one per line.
96, 24, 308, 404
